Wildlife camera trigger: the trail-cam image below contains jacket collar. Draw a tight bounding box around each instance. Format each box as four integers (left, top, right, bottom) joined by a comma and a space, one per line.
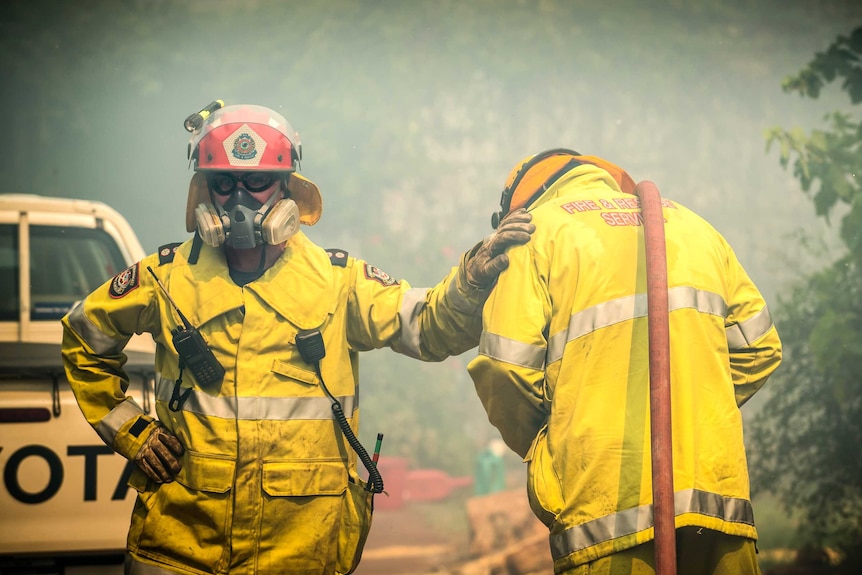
529, 163, 628, 211
173, 231, 334, 330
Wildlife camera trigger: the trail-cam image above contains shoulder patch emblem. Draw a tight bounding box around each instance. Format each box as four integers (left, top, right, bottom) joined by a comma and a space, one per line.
158, 242, 182, 266
109, 262, 140, 298
364, 264, 399, 286
327, 248, 348, 267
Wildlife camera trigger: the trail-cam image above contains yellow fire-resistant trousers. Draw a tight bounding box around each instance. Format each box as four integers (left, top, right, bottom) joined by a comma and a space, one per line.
562, 527, 761, 575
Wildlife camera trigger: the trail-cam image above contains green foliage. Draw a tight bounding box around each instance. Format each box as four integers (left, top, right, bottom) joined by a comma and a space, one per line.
753, 26, 862, 563
781, 28, 862, 103
765, 28, 862, 260
750, 258, 862, 548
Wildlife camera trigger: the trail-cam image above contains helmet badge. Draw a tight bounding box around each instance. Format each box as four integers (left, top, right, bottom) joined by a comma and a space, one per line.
232, 133, 257, 160
222, 123, 268, 167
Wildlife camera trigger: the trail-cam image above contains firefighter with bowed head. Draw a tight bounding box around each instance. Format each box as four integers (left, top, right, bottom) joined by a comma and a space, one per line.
467, 149, 782, 575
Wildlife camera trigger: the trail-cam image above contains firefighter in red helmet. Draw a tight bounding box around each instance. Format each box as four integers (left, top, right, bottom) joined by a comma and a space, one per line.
61, 102, 534, 575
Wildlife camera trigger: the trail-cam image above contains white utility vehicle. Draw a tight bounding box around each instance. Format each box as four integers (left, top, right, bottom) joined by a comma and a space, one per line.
0, 194, 154, 574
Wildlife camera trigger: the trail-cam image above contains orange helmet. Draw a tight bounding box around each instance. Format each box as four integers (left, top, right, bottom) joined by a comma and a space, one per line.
492, 148, 582, 228
492, 148, 637, 228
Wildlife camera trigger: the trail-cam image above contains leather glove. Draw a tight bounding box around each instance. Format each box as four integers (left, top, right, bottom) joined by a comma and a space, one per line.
135, 426, 185, 483
465, 208, 535, 288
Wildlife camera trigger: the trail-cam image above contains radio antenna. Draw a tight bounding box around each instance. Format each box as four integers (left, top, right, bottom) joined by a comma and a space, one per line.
146, 266, 193, 330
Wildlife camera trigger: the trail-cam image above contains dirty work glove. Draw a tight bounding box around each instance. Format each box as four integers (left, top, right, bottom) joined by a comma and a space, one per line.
135, 426, 185, 483
466, 208, 535, 289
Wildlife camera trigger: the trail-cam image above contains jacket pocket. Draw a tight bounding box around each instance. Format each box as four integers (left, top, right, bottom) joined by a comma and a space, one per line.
130, 451, 235, 573
336, 477, 374, 575
262, 458, 347, 496
526, 425, 562, 528
176, 450, 235, 492
260, 461, 372, 574
259, 459, 365, 573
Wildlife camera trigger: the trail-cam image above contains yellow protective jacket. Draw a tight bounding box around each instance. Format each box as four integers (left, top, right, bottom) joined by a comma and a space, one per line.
467, 163, 782, 573
62, 230, 489, 575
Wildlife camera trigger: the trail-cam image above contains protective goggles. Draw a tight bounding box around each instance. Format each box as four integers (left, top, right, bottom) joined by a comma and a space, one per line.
207, 172, 278, 195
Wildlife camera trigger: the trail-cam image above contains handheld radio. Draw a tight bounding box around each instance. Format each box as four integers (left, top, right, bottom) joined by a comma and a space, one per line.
146, 266, 225, 388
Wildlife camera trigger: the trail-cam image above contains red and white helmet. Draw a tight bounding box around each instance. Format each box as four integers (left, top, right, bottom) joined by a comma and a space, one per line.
185, 104, 322, 231
189, 104, 301, 171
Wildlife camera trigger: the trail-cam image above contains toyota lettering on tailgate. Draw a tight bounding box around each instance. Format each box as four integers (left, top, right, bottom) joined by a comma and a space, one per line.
1, 444, 135, 504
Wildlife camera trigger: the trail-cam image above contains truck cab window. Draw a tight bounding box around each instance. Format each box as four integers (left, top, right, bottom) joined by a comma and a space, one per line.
0, 224, 18, 321
28, 225, 127, 320
0, 223, 128, 321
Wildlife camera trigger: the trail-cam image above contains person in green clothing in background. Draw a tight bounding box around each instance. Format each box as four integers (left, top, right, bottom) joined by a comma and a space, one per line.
474, 438, 507, 496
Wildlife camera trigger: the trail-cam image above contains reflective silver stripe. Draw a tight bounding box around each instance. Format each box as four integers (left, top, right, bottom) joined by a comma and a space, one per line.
669, 286, 727, 319
96, 397, 145, 446
726, 305, 773, 350
478, 331, 545, 370
154, 374, 356, 420
547, 293, 647, 365
546, 331, 566, 368
549, 488, 754, 561
66, 300, 130, 355
398, 287, 430, 359
547, 287, 728, 365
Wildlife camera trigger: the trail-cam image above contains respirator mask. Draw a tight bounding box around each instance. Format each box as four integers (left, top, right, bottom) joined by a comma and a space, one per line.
194, 174, 300, 249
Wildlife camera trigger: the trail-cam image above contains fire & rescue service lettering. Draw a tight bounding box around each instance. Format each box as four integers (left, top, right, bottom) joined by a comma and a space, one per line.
560, 196, 678, 227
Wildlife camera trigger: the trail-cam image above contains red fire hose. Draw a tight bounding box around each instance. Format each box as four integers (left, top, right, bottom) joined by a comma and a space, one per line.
634, 180, 677, 575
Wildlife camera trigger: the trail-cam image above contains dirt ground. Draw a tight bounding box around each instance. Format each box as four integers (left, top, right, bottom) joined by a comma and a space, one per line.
353, 500, 472, 575
353, 485, 554, 575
